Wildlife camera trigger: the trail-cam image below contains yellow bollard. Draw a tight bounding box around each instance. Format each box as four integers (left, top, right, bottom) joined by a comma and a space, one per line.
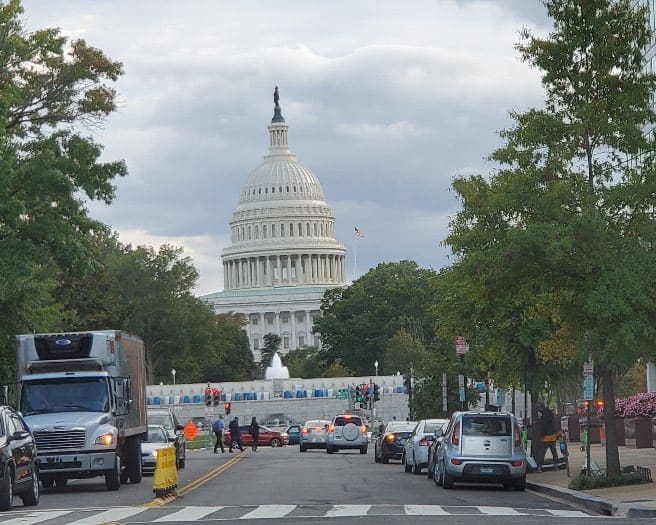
153, 447, 178, 498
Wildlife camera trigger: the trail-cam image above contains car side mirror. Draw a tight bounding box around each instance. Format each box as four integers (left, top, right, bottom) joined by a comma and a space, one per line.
176, 424, 184, 431
10, 430, 30, 441
168, 436, 176, 443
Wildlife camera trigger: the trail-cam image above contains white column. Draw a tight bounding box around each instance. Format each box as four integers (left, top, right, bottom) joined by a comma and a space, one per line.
291, 310, 297, 350
277, 255, 282, 285
276, 311, 281, 337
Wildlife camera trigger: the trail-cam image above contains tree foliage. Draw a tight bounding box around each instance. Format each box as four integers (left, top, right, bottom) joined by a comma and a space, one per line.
314, 261, 437, 375
444, 0, 656, 477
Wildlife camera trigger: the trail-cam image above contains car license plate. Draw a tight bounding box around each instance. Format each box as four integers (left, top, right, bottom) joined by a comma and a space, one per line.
480, 467, 494, 474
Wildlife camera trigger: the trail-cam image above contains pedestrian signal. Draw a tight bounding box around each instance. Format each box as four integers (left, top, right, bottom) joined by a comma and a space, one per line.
373, 383, 380, 402
213, 388, 220, 407
204, 385, 212, 406
355, 386, 362, 402
224, 402, 231, 415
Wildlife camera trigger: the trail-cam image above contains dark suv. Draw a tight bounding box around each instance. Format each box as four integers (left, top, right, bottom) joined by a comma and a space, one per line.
0, 406, 40, 510
146, 408, 186, 469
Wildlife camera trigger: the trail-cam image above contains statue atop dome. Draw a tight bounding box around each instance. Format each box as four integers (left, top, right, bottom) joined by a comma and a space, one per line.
271, 86, 285, 123
274, 86, 279, 107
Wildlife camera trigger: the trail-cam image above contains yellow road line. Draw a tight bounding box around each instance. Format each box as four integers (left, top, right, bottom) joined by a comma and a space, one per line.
144, 450, 246, 507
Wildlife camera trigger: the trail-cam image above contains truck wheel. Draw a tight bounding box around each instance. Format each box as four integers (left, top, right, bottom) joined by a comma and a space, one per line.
41, 476, 54, 489
20, 466, 39, 507
0, 465, 13, 511
105, 456, 121, 491
126, 438, 143, 483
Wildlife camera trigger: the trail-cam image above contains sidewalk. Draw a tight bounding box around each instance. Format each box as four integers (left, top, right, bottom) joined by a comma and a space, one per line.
526, 443, 656, 518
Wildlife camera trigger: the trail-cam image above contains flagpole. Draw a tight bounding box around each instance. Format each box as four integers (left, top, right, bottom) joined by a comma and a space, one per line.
353, 235, 358, 280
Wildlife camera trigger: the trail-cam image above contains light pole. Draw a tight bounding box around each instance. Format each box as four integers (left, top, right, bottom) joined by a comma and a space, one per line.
374, 360, 378, 378
171, 368, 176, 385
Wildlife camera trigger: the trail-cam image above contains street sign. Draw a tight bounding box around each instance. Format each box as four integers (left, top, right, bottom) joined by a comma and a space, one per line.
496, 388, 505, 406
336, 388, 349, 400
583, 375, 594, 400
459, 386, 465, 402
183, 421, 199, 441
583, 359, 594, 376
455, 335, 469, 355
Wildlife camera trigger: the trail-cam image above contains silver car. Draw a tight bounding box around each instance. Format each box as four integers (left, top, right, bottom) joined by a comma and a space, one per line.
433, 411, 527, 490
402, 418, 449, 474
326, 414, 368, 454
299, 419, 330, 452
141, 425, 174, 476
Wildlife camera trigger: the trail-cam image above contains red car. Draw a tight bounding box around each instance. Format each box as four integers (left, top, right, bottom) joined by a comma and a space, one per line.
224, 425, 289, 447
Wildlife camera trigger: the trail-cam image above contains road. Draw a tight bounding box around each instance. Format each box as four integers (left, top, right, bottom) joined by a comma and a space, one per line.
2, 445, 634, 524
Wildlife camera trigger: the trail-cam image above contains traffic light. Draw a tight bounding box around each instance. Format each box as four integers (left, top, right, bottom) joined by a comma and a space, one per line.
204, 385, 212, 406
373, 383, 380, 402
212, 388, 220, 407
355, 386, 362, 402
224, 402, 231, 415
363, 383, 370, 402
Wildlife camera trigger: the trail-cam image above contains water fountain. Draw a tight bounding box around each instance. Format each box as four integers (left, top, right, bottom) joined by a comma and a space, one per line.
265, 352, 290, 379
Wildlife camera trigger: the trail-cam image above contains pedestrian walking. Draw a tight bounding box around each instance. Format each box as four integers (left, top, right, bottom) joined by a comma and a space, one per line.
249, 416, 260, 451
213, 415, 225, 453
535, 401, 559, 472
228, 416, 244, 452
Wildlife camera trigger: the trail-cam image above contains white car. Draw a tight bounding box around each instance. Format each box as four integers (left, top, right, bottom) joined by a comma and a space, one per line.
141, 425, 175, 475
403, 418, 449, 474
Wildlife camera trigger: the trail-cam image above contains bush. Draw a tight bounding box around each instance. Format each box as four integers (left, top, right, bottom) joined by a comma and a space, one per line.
568, 472, 646, 490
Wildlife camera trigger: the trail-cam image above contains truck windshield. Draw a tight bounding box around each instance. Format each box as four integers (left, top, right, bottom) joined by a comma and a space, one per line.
21, 377, 110, 415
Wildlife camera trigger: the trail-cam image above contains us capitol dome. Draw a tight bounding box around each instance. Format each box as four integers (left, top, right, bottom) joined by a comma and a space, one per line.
202, 88, 347, 361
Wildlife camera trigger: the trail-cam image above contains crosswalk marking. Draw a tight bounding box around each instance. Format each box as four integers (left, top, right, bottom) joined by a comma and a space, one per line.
1, 503, 595, 523
153, 506, 222, 522
238, 505, 297, 519
324, 505, 372, 517
65, 506, 150, 525
479, 506, 526, 515
405, 505, 450, 515
3, 510, 72, 525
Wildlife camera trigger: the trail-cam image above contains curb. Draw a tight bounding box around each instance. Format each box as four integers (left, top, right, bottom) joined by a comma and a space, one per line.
526, 480, 618, 516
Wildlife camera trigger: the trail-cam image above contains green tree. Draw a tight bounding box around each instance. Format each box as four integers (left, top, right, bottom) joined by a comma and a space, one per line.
281, 346, 323, 378
314, 261, 437, 375
445, 0, 656, 477
207, 314, 256, 382
259, 333, 281, 377
0, 0, 125, 381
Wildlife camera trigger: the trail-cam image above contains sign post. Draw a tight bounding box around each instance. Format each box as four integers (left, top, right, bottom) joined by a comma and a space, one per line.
455, 336, 469, 409
583, 357, 594, 476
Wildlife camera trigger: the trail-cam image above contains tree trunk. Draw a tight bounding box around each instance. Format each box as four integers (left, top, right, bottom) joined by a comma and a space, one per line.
601, 364, 620, 478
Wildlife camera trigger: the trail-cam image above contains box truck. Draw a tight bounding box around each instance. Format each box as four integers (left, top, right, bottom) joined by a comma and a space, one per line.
15, 331, 147, 490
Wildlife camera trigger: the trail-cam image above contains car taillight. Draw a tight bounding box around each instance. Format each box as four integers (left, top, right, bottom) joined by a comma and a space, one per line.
360, 425, 367, 433
301, 428, 308, 434
511, 460, 523, 467
329, 424, 335, 432
451, 422, 460, 446
419, 438, 430, 446
450, 458, 463, 465
514, 424, 522, 447
386, 434, 395, 442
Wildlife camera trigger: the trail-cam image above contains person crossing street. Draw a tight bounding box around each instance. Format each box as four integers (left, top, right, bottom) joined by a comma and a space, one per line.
213, 415, 225, 453
229, 416, 244, 452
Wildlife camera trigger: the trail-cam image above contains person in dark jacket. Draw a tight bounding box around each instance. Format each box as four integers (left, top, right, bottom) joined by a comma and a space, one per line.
536, 401, 558, 472
249, 416, 260, 452
228, 416, 244, 452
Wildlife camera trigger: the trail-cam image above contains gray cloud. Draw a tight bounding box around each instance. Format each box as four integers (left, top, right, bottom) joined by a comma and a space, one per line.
24, 0, 548, 295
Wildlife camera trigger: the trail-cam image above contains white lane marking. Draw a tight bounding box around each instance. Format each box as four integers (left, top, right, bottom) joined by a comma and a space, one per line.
324, 505, 372, 517
238, 505, 297, 519
405, 505, 450, 515
478, 506, 526, 515
547, 509, 592, 517
65, 506, 149, 525
153, 506, 223, 522
3, 510, 73, 525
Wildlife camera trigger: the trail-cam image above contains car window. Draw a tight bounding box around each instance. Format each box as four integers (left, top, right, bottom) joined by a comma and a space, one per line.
462, 416, 511, 436
385, 422, 415, 432
334, 416, 362, 426
8, 414, 24, 434
147, 428, 167, 443
424, 421, 447, 434
148, 413, 174, 430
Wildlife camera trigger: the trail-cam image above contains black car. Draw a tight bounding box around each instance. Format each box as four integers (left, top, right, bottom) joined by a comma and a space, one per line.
374, 421, 417, 464
0, 406, 40, 511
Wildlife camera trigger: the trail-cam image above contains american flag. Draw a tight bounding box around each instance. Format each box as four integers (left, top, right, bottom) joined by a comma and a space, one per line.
354, 227, 365, 238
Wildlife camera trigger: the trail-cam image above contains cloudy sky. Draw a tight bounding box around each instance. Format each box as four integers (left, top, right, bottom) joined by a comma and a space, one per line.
22, 0, 551, 296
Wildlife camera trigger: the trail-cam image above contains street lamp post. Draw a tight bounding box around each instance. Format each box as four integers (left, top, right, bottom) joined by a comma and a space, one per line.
171, 368, 176, 385
374, 360, 378, 378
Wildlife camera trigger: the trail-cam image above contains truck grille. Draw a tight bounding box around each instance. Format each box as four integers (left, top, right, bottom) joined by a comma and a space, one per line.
34, 429, 86, 451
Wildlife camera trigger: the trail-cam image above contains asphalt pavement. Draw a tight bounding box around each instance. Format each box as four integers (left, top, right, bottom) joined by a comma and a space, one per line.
526, 443, 656, 518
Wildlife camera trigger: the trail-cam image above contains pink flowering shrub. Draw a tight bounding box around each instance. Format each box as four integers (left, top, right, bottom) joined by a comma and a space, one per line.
614, 392, 656, 418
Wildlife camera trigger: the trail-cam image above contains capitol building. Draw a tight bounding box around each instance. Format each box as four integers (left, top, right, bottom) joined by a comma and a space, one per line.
201, 89, 347, 361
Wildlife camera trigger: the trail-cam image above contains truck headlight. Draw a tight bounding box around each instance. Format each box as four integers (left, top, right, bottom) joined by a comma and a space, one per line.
95, 433, 114, 446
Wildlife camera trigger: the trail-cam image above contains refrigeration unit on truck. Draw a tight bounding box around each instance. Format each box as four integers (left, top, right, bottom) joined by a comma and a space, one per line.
15, 330, 147, 490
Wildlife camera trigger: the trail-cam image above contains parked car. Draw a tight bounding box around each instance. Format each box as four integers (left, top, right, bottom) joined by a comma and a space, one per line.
299, 420, 330, 452
286, 424, 301, 445
0, 405, 40, 510
141, 425, 175, 476
224, 425, 289, 447
147, 407, 186, 469
326, 414, 368, 454
374, 421, 417, 464
402, 418, 449, 474
431, 411, 527, 490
